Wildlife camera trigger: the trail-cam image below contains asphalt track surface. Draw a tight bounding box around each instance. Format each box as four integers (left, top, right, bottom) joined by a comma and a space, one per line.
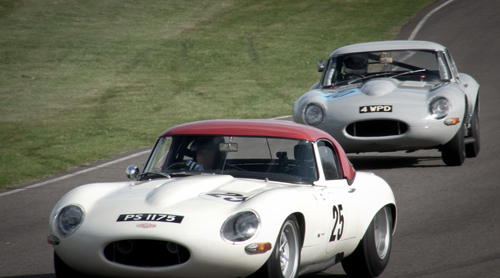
1, 0, 500, 277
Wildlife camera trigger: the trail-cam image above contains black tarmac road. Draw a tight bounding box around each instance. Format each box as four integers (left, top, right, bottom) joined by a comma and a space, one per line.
1, 0, 499, 277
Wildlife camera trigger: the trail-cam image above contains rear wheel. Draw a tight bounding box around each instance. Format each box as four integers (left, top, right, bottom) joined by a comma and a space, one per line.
265, 215, 301, 278
342, 206, 393, 278
465, 102, 480, 157
441, 123, 465, 166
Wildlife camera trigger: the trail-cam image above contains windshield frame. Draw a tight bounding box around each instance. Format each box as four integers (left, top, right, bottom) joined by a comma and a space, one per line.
141, 135, 320, 184
321, 49, 452, 88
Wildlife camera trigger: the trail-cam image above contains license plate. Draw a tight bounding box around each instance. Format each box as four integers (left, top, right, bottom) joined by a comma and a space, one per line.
359, 105, 392, 113
117, 213, 184, 223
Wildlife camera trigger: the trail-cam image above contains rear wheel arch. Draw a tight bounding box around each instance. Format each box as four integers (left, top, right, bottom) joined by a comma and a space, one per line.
361, 202, 397, 238
387, 204, 397, 234
465, 95, 480, 157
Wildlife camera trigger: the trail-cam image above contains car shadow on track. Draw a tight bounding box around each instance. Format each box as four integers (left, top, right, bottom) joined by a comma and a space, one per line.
348, 154, 444, 170
1, 275, 54, 278
1, 274, 347, 278
304, 274, 346, 277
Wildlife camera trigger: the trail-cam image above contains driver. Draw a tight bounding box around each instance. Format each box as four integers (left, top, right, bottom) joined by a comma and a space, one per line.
186, 136, 224, 171
342, 53, 368, 79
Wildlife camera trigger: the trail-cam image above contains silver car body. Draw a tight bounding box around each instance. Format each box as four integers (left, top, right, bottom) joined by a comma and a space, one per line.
294, 41, 479, 157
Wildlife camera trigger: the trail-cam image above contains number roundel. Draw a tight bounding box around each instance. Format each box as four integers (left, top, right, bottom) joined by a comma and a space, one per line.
329, 204, 344, 242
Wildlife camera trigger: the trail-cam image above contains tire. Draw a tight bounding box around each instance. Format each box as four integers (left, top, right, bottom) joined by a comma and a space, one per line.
266, 215, 301, 278
342, 206, 393, 278
465, 102, 480, 158
54, 251, 88, 278
441, 123, 465, 166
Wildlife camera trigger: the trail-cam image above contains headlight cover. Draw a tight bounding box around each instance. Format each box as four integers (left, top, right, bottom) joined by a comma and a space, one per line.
304, 103, 325, 125
429, 97, 450, 119
221, 211, 260, 242
55, 205, 85, 237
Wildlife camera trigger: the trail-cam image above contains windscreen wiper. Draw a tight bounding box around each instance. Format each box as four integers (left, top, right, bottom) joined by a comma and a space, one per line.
346, 69, 427, 85
168, 171, 200, 177
138, 171, 171, 179
390, 68, 426, 78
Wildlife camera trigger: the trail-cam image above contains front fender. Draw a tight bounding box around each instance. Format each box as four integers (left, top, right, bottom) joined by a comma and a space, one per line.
240, 186, 329, 249
48, 181, 142, 233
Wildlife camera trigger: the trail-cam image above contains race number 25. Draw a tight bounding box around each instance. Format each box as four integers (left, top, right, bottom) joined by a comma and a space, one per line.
329, 204, 344, 242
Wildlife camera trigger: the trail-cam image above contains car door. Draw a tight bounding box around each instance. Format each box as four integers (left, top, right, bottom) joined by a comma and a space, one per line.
316, 140, 360, 254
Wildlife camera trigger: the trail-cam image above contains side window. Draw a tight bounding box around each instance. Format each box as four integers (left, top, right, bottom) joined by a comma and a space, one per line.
437, 51, 452, 80
145, 137, 173, 172
322, 58, 336, 87
445, 50, 460, 78
317, 141, 342, 180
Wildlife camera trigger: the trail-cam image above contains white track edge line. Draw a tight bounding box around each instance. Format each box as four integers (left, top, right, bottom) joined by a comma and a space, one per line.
0, 150, 150, 198
408, 0, 454, 40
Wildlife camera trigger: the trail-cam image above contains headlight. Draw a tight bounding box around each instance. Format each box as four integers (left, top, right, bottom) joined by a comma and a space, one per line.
55, 205, 85, 237
221, 211, 260, 242
429, 97, 450, 119
304, 103, 325, 125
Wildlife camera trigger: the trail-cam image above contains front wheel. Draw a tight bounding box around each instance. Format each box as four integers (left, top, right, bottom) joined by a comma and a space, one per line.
266, 215, 301, 278
342, 206, 393, 278
54, 251, 88, 278
441, 123, 465, 166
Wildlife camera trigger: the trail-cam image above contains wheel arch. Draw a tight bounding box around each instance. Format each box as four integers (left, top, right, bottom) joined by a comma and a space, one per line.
358, 202, 397, 241
244, 189, 314, 250
291, 212, 306, 248
459, 73, 480, 108
387, 203, 397, 235
465, 93, 479, 125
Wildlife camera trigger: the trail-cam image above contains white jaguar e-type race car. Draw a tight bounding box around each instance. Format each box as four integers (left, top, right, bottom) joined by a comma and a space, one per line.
293, 40, 480, 166
48, 119, 396, 278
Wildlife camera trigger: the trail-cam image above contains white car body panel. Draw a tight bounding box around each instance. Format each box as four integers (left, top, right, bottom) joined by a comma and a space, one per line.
48, 119, 396, 277
51, 173, 394, 277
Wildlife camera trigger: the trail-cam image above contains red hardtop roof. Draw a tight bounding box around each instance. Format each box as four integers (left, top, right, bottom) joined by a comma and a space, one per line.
160, 119, 355, 183
161, 119, 332, 141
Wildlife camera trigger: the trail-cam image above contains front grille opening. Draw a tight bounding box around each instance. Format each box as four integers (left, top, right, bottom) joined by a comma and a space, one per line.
104, 239, 190, 267
346, 120, 408, 137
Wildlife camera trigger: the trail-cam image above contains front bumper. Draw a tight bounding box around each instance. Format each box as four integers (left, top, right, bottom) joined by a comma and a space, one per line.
325, 122, 460, 153
51, 222, 271, 277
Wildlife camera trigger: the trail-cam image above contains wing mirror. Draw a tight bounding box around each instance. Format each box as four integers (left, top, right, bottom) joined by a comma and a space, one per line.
317, 60, 325, 72
126, 165, 140, 179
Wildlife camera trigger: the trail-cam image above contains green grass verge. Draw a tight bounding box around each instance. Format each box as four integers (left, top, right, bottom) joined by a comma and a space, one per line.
0, 0, 434, 189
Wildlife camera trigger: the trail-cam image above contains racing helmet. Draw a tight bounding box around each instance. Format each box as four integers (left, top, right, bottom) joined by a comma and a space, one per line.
343, 54, 368, 75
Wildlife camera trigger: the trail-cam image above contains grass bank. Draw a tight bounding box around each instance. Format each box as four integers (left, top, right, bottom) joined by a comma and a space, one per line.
0, 0, 434, 189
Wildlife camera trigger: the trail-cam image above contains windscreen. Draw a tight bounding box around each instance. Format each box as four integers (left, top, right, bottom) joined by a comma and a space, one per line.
323, 50, 450, 87
143, 135, 318, 183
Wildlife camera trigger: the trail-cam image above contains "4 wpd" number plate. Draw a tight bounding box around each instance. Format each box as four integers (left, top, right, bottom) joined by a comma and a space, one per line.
359, 105, 392, 113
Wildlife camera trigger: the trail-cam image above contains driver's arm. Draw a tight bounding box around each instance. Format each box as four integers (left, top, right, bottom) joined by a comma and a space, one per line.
186, 160, 204, 171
